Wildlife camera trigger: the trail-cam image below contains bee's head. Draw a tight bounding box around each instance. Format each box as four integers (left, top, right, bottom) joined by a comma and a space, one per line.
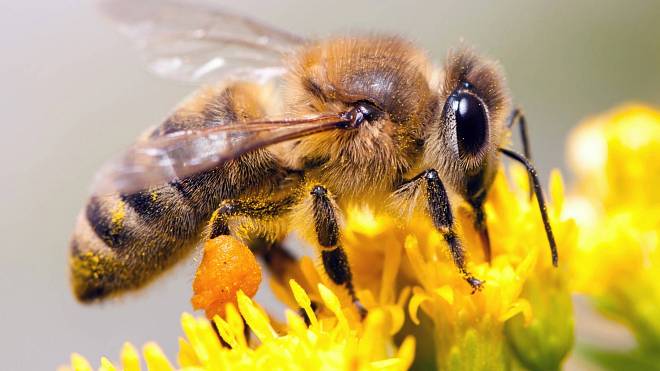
424, 48, 510, 197
283, 36, 436, 196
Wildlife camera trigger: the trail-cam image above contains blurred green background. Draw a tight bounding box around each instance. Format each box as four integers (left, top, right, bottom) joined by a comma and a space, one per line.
1, 0, 659, 369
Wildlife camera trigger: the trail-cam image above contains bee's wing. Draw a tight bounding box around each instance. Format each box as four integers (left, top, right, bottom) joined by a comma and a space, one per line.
99, 0, 306, 83
91, 114, 349, 196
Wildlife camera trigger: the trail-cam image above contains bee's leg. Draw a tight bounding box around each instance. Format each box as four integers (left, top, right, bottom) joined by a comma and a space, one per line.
207, 197, 296, 240
403, 169, 485, 292
500, 148, 559, 267
207, 197, 304, 283
468, 194, 491, 263
309, 185, 362, 307
508, 108, 534, 199
205, 197, 300, 342
508, 108, 532, 160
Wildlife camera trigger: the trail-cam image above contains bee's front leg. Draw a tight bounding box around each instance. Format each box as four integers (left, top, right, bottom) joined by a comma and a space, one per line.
400, 169, 485, 293
508, 107, 534, 200
309, 185, 361, 307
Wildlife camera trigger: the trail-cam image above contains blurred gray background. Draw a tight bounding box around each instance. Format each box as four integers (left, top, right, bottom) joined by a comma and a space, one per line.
1, 0, 659, 369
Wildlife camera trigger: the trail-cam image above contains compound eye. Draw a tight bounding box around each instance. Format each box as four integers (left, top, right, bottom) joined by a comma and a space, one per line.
447, 92, 489, 156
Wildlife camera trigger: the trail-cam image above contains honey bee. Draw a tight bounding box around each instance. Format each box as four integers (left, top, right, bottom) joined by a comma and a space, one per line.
70, 0, 558, 303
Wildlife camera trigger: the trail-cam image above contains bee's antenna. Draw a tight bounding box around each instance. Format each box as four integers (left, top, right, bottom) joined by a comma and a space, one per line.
499, 148, 559, 267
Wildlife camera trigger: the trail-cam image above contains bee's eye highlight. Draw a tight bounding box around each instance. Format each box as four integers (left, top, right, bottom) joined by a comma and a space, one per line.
447, 92, 488, 156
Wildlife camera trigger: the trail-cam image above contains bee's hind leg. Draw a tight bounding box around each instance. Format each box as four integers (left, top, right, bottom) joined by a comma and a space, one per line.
207, 197, 300, 282
207, 195, 324, 296
206, 196, 307, 339
208, 196, 297, 240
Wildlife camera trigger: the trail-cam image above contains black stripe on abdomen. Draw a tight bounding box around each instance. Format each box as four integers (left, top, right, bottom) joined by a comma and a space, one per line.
120, 185, 200, 240
121, 190, 165, 219
86, 197, 132, 249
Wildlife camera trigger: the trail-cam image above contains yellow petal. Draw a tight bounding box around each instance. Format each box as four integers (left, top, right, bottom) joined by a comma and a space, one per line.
383, 305, 406, 335
212, 315, 238, 349
180, 313, 209, 364
380, 240, 403, 304
408, 291, 431, 325
404, 236, 429, 289
176, 337, 199, 368
120, 343, 141, 371
318, 283, 349, 335
348, 205, 384, 237
434, 285, 454, 305
290, 279, 318, 328
499, 298, 533, 324
237, 290, 276, 342
70, 353, 92, 371
549, 169, 565, 214
194, 316, 225, 369
396, 336, 416, 370
369, 358, 404, 369
225, 304, 247, 348
358, 309, 387, 362
143, 342, 174, 371
357, 289, 378, 309
99, 357, 117, 371
285, 309, 310, 341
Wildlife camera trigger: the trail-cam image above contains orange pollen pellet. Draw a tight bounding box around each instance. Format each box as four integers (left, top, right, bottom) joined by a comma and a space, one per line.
191, 236, 262, 318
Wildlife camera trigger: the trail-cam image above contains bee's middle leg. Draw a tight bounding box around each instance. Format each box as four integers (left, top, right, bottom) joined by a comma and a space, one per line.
309, 185, 360, 304
468, 193, 492, 263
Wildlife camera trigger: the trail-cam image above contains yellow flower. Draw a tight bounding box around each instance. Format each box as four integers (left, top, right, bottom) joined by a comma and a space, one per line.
268, 165, 576, 370
64, 282, 415, 371
67, 163, 576, 371
66, 103, 660, 369
565, 104, 660, 354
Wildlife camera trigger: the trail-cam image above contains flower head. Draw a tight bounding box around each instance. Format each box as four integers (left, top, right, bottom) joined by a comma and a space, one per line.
266, 165, 576, 370
64, 282, 414, 371
566, 104, 660, 358
67, 162, 578, 370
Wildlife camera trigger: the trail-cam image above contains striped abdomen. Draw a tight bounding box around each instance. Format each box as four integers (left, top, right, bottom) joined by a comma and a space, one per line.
70, 83, 287, 302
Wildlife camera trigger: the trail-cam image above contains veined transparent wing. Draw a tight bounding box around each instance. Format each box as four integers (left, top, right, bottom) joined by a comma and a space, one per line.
99, 0, 307, 83
91, 114, 351, 196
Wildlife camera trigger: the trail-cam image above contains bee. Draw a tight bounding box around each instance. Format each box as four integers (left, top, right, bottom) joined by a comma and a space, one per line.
70, 0, 558, 303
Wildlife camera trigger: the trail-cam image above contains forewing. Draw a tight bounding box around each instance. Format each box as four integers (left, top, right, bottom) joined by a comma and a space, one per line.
99, 0, 306, 83
91, 115, 349, 196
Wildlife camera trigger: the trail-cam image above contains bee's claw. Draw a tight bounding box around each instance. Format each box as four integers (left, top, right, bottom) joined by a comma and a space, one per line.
467, 276, 485, 294
353, 299, 368, 319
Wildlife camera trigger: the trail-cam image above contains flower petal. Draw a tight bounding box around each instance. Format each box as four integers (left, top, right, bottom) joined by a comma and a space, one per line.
408, 291, 431, 325
143, 342, 174, 371
120, 342, 141, 371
